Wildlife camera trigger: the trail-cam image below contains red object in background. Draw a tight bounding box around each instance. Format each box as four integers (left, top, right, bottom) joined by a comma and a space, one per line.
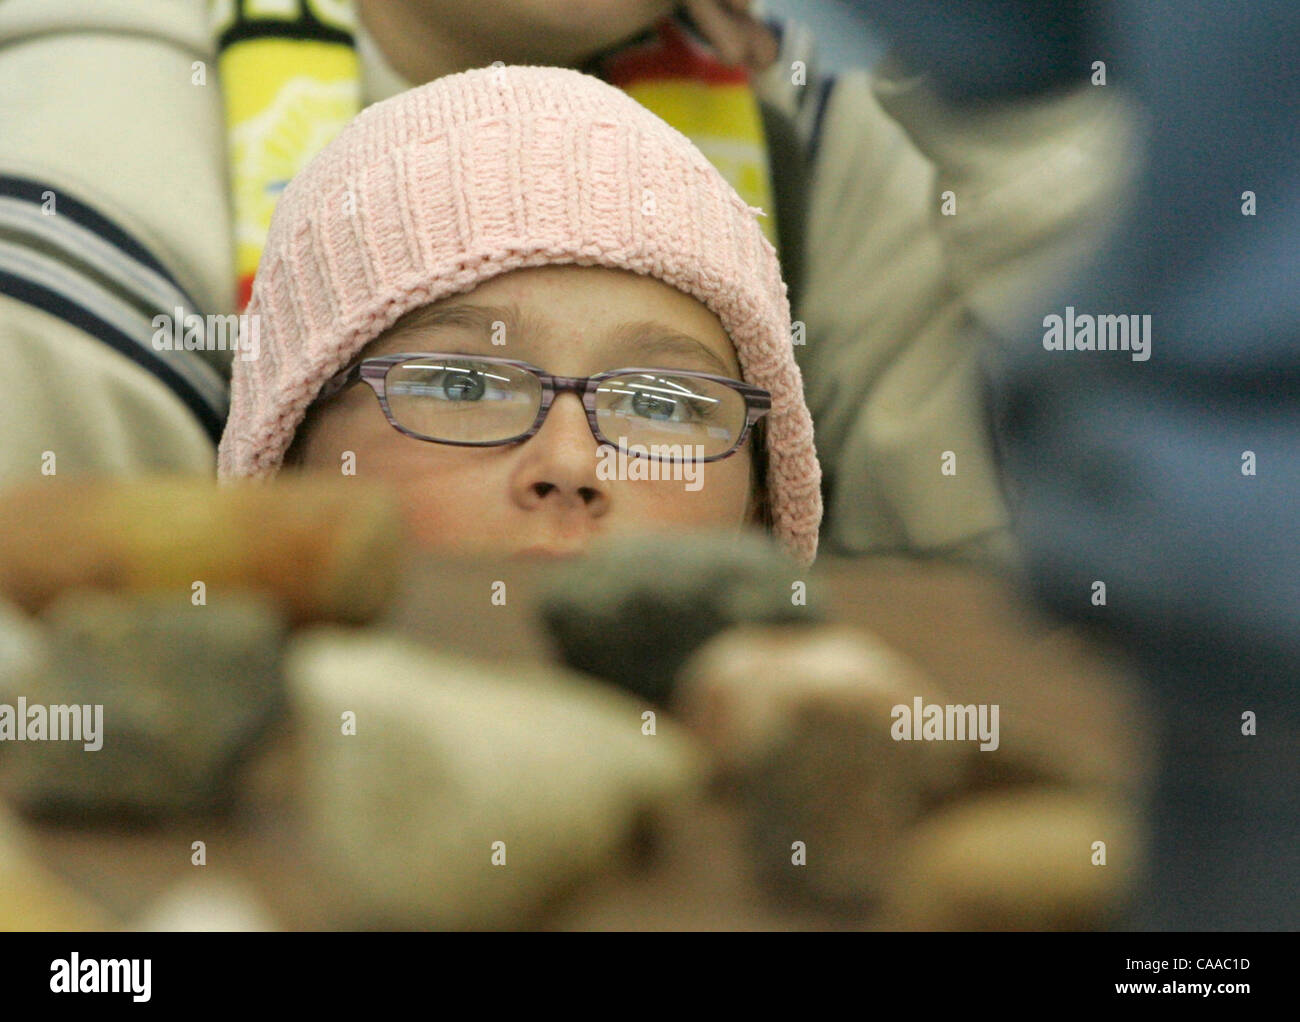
599, 17, 751, 88
237, 274, 254, 312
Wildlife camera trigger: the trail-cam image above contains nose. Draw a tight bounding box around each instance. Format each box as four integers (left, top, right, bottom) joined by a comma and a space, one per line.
510, 392, 610, 517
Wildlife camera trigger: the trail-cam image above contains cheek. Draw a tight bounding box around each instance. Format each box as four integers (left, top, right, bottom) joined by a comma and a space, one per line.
392, 473, 491, 548
301, 404, 501, 545
614, 454, 753, 527
359, 446, 514, 550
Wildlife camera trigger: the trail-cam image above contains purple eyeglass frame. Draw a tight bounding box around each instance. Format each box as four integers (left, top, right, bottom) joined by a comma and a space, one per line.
312, 352, 772, 462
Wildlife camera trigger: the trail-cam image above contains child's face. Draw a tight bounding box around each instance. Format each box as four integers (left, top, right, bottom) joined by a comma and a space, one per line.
294, 265, 761, 559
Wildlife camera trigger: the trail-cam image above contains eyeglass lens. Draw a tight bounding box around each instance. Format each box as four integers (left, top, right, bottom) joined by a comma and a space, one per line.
383, 356, 747, 456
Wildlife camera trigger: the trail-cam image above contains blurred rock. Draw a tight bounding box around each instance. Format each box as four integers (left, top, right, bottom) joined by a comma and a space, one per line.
130, 876, 280, 932
285, 627, 704, 929
1, 590, 286, 817
539, 530, 825, 704
0, 805, 116, 930
877, 789, 1141, 930
675, 623, 973, 908
0, 595, 49, 704
0, 477, 405, 626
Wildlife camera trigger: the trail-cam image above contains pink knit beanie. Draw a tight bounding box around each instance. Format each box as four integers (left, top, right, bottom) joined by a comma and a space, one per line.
217, 64, 822, 566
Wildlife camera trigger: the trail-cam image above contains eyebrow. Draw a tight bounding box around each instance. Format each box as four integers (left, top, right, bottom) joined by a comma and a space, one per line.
384, 302, 736, 376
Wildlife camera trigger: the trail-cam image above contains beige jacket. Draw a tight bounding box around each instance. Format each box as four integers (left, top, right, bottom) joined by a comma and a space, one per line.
0, 0, 1136, 566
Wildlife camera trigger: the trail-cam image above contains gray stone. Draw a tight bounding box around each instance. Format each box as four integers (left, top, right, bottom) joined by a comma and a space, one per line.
538, 530, 825, 704
1, 590, 286, 817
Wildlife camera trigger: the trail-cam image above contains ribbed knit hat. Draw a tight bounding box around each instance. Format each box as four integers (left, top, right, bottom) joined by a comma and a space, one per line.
217, 64, 822, 565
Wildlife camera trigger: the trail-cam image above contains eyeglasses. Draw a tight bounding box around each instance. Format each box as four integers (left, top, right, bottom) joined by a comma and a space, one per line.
313, 352, 771, 462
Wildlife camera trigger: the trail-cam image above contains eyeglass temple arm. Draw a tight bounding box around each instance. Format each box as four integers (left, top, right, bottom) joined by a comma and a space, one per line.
740, 386, 772, 424
313, 362, 364, 404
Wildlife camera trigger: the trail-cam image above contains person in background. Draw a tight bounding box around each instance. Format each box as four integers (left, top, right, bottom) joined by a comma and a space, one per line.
854, 0, 1299, 930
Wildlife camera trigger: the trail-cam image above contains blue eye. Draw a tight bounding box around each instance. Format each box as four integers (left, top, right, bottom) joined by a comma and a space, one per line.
390, 364, 515, 403
630, 389, 705, 422
614, 375, 722, 424
437, 369, 486, 402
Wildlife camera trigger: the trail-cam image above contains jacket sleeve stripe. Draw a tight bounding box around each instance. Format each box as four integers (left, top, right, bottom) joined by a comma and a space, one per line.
0, 175, 229, 444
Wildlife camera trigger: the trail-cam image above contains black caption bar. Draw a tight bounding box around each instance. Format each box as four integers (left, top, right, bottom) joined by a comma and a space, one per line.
0, 932, 1282, 1010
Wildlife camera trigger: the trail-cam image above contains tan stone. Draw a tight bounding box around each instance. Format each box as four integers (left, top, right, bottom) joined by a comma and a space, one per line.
130, 876, 280, 932
674, 623, 974, 907
285, 628, 705, 929
0, 805, 116, 930
0, 593, 47, 697
877, 789, 1142, 930
0, 477, 404, 626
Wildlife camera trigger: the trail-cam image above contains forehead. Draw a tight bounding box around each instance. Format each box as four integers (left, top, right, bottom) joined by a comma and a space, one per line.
370, 265, 742, 376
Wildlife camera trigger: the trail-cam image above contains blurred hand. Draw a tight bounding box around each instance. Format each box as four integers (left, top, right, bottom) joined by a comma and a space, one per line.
682, 0, 779, 73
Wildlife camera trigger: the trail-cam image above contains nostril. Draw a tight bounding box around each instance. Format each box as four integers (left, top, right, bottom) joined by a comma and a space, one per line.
530, 482, 601, 504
